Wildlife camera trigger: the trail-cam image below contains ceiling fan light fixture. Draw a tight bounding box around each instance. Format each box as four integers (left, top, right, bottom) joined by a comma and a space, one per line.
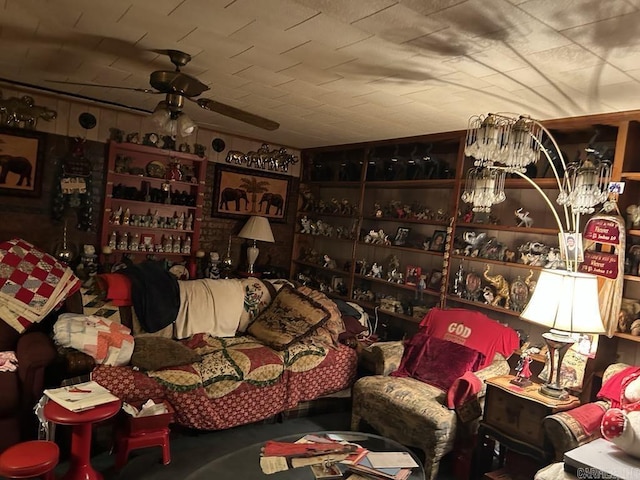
177, 112, 197, 136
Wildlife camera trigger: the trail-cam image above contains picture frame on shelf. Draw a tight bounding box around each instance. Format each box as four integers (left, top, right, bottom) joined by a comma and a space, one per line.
212, 164, 290, 222
428, 269, 443, 290
429, 230, 447, 252
0, 127, 46, 197
405, 265, 421, 286
393, 227, 411, 246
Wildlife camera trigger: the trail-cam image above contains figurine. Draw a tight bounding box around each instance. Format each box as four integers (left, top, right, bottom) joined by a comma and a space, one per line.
111, 206, 123, 225
300, 216, 311, 234
511, 353, 533, 387
416, 274, 427, 300
207, 252, 221, 279
483, 264, 510, 309
515, 207, 533, 228
322, 254, 337, 270
370, 263, 383, 278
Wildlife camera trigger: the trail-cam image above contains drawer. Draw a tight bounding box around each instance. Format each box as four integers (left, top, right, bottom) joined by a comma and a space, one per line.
484, 387, 548, 448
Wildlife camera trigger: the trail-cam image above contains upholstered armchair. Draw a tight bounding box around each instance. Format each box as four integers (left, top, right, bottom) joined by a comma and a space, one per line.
542, 362, 632, 462
351, 308, 517, 480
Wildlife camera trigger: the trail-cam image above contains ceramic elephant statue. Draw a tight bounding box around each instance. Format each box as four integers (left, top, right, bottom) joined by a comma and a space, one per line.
483, 264, 510, 309
0, 155, 32, 186
219, 188, 248, 211
258, 193, 284, 216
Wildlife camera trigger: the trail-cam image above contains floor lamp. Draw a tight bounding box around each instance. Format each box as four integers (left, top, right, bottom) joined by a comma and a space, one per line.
238, 216, 274, 275
462, 113, 611, 398
520, 269, 605, 398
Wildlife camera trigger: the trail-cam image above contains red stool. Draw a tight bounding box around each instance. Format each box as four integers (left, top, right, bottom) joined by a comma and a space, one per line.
115, 427, 171, 470
0, 440, 59, 479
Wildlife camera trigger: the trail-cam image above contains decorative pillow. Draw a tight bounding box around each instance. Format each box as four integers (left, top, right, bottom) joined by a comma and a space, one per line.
338, 315, 368, 343
392, 332, 483, 391
238, 279, 272, 332
247, 285, 330, 350
130, 337, 202, 371
296, 286, 345, 347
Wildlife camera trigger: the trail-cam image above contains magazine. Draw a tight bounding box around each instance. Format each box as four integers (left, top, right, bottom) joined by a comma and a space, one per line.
44, 381, 119, 412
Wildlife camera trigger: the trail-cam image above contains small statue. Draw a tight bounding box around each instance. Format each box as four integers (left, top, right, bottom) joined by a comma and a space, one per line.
207, 252, 221, 279
511, 353, 533, 387
515, 207, 533, 228
322, 254, 337, 270
416, 275, 427, 300
300, 216, 311, 234
483, 264, 510, 309
370, 263, 382, 278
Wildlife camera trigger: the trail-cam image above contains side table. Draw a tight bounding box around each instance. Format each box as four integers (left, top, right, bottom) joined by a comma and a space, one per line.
44, 399, 121, 480
476, 375, 580, 477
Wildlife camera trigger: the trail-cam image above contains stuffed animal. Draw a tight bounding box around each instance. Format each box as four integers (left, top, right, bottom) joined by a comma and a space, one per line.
600, 372, 640, 458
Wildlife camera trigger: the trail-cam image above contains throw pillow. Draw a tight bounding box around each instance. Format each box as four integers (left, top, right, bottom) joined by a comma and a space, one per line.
392, 333, 483, 391
130, 337, 202, 371
296, 286, 345, 347
247, 285, 330, 351
414, 336, 483, 391
338, 315, 368, 343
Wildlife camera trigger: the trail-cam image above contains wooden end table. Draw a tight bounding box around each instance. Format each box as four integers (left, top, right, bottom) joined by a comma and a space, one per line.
476, 375, 580, 477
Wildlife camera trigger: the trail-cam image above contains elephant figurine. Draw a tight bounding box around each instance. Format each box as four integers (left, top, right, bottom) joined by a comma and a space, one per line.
0, 93, 57, 129
258, 192, 284, 215
0, 155, 32, 186
483, 264, 510, 309
219, 188, 248, 211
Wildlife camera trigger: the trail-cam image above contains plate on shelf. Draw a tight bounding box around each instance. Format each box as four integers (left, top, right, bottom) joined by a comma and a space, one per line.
169, 264, 189, 280
146, 160, 166, 179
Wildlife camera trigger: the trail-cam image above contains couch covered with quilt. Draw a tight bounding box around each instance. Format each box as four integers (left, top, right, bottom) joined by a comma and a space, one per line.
57, 266, 359, 432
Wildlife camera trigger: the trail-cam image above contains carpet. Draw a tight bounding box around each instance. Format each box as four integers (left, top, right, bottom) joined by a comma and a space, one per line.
49, 410, 457, 480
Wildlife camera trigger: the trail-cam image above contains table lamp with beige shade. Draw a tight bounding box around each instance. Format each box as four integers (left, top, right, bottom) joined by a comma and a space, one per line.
238, 216, 274, 275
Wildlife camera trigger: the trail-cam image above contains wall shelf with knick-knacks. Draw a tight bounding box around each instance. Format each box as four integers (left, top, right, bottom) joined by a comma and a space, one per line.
100, 141, 205, 265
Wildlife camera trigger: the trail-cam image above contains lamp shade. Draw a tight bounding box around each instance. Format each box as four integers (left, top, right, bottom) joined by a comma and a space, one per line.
521, 269, 605, 334
238, 216, 274, 243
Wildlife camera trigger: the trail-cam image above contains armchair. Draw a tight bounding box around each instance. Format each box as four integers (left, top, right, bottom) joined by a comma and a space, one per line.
351, 308, 517, 480
542, 362, 632, 462
0, 289, 83, 453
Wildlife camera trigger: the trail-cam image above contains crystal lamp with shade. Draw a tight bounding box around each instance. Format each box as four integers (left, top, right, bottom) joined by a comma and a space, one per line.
462, 112, 612, 399
238, 216, 274, 275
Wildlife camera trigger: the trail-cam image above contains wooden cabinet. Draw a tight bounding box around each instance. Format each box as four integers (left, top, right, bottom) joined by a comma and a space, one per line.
100, 141, 205, 268
477, 375, 580, 475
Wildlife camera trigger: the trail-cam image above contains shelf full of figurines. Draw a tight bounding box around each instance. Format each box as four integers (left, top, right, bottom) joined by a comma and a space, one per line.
294, 268, 348, 296
299, 187, 359, 217
108, 230, 191, 255
452, 230, 565, 269
110, 207, 194, 232
299, 215, 358, 240
368, 200, 449, 224
450, 263, 536, 313
112, 181, 197, 207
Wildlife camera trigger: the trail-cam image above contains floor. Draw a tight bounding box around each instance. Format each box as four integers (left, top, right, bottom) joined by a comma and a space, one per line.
46, 411, 460, 480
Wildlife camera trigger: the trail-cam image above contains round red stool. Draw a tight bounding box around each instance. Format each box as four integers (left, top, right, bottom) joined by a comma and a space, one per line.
0, 440, 59, 479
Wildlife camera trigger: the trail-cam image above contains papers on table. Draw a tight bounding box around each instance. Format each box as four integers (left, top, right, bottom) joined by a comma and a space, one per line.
44, 381, 119, 413
258, 433, 420, 479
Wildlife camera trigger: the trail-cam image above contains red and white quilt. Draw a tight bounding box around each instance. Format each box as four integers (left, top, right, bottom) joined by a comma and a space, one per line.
0, 238, 80, 332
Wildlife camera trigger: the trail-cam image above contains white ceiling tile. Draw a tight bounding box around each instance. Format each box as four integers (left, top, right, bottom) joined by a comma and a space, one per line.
225, 0, 319, 30
275, 79, 332, 98
180, 28, 251, 58
352, 3, 444, 43
277, 64, 342, 85
443, 50, 527, 78
285, 13, 371, 49
130, 0, 188, 16
399, 0, 469, 16
283, 41, 356, 70
479, 67, 555, 91
352, 90, 414, 108
525, 44, 603, 73
234, 65, 293, 88
230, 20, 308, 54
118, 7, 197, 43
292, 0, 396, 23
517, 0, 636, 31
169, 0, 253, 36
232, 47, 300, 73
237, 81, 289, 100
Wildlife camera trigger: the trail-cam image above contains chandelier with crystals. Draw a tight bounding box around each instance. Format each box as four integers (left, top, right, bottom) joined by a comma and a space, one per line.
462, 113, 612, 221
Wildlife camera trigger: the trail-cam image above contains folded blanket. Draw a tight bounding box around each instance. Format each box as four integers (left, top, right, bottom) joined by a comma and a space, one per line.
0, 238, 81, 332
174, 279, 245, 339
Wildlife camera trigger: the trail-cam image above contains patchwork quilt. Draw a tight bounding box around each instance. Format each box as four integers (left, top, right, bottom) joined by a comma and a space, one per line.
93, 334, 357, 430
0, 238, 80, 332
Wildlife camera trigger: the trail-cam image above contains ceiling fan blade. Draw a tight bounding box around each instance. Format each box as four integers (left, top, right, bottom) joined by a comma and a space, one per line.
196, 98, 279, 131
46, 79, 158, 94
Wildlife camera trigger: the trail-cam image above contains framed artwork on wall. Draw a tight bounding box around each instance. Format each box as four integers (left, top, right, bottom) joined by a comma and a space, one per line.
0, 127, 46, 197
212, 164, 290, 222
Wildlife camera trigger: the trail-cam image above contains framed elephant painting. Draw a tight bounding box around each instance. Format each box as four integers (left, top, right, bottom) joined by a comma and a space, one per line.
212, 164, 290, 221
0, 127, 45, 197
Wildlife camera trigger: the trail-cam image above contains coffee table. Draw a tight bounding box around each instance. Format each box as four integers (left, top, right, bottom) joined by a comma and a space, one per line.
185, 431, 425, 479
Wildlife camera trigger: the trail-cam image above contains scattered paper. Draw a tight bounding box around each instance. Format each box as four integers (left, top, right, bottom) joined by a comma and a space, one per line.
367, 452, 419, 469
259, 456, 288, 474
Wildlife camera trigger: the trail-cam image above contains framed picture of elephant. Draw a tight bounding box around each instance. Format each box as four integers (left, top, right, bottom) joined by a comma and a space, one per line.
0, 127, 45, 197
212, 164, 291, 221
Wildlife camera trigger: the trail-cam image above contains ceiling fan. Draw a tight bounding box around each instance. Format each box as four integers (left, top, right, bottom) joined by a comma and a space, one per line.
48, 49, 280, 131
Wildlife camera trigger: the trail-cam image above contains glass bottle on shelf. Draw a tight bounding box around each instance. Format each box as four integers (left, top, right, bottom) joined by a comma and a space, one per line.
182, 236, 192, 255
109, 231, 117, 250
164, 235, 173, 253
173, 236, 182, 253
118, 232, 129, 251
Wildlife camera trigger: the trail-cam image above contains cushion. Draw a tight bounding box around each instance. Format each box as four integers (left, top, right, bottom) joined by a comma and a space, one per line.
130, 336, 202, 371
391, 332, 483, 391
238, 278, 273, 332
296, 286, 345, 347
247, 285, 330, 350
338, 315, 368, 342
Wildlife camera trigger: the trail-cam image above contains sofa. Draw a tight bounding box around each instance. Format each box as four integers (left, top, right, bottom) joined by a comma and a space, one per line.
351, 308, 519, 480
66, 274, 359, 432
